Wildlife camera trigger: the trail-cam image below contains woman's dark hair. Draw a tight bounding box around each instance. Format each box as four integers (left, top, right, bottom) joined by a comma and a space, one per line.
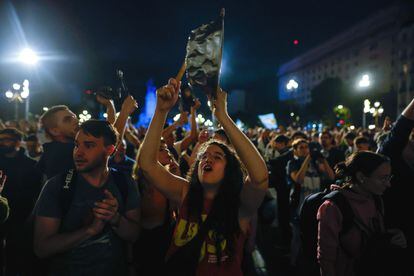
185, 140, 245, 263
334, 151, 390, 185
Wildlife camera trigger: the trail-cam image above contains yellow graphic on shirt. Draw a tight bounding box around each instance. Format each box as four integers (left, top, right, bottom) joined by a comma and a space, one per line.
206, 230, 227, 253
173, 215, 227, 262
173, 219, 199, 246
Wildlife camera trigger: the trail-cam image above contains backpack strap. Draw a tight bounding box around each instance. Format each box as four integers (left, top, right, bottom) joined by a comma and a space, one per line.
60, 169, 78, 218
323, 190, 355, 235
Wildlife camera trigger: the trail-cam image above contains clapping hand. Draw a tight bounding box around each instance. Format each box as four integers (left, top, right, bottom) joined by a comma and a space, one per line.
93, 189, 119, 222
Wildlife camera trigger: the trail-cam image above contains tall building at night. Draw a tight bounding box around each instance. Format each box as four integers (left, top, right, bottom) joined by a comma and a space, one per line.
278, 3, 414, 116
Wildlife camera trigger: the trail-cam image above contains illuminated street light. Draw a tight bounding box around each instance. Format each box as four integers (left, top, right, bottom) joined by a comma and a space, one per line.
20, 88, 29, 99
5, 80, 31, 120
204, 119, 213, 127
337, 105, 343, 109
79, 110, 92, 123
196, 114, 206, 124
358, 74, 371, 88
19, 48, 39, 65
286, 79, 299, 91
363, 99, 384, 127
5, 90, 14, 99
43, 107, 49, 112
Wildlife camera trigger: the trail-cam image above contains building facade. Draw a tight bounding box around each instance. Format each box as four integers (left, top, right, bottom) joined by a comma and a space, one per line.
278, 3, 414, 117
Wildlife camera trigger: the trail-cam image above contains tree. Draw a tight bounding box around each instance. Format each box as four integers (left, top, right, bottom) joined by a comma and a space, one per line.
307, 77, 348, 125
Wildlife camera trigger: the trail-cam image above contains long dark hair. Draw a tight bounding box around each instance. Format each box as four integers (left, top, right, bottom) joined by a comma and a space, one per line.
185, 140, 245, 262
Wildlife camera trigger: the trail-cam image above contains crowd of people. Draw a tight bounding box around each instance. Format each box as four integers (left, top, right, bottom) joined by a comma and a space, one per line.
0, 78, 412, 276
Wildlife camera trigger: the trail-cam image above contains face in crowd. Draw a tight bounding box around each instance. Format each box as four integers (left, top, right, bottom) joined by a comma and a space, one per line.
198, 129, 211, 144
357, 162, 392, 196
73, 130, 114, 173
0, 133, 19, 155
293, 141, 309, 158
51, 109, 80, 140
197, 143, 227, 187
164, 132, 176, 147
319, 133, 332, 148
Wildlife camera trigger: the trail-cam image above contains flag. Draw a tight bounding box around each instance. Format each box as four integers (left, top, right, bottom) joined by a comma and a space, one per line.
185, 10, 224, 98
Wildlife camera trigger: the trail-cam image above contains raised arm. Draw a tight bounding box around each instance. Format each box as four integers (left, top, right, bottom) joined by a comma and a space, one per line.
212, 89, 268, 216
379, 98, 414, 157
114, 95, 138, 146
96, 95, 116, 125
178, 99, 201, 152
138, 78, 188, 205
291, 155, 311, 184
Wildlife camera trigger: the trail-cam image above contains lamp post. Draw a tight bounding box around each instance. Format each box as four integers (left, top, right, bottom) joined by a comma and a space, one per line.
363, 99, 370, 129
286, 79, 299, 92
4, 80, 30, 120
362, 99, 384, 128
371, 101, 384, 127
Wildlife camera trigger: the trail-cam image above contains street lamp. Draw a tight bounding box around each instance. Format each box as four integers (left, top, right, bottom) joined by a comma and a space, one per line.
358, 74, 371, 88
362, 99, 370, 129
4, 80, 30, 120
362, 99, 384, 128
19, 48, 39, 65
286, 79, 299, 91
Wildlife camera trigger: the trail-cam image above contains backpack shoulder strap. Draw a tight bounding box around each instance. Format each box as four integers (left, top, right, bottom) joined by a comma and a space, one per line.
323, 190, 355, 234
59, 169, 78, 217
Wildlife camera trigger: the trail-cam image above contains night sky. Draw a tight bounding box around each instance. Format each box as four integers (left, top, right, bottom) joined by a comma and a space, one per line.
0, 0, 395, 120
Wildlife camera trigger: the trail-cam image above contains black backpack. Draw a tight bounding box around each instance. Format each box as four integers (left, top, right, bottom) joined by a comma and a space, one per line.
298, 189, 354, 273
